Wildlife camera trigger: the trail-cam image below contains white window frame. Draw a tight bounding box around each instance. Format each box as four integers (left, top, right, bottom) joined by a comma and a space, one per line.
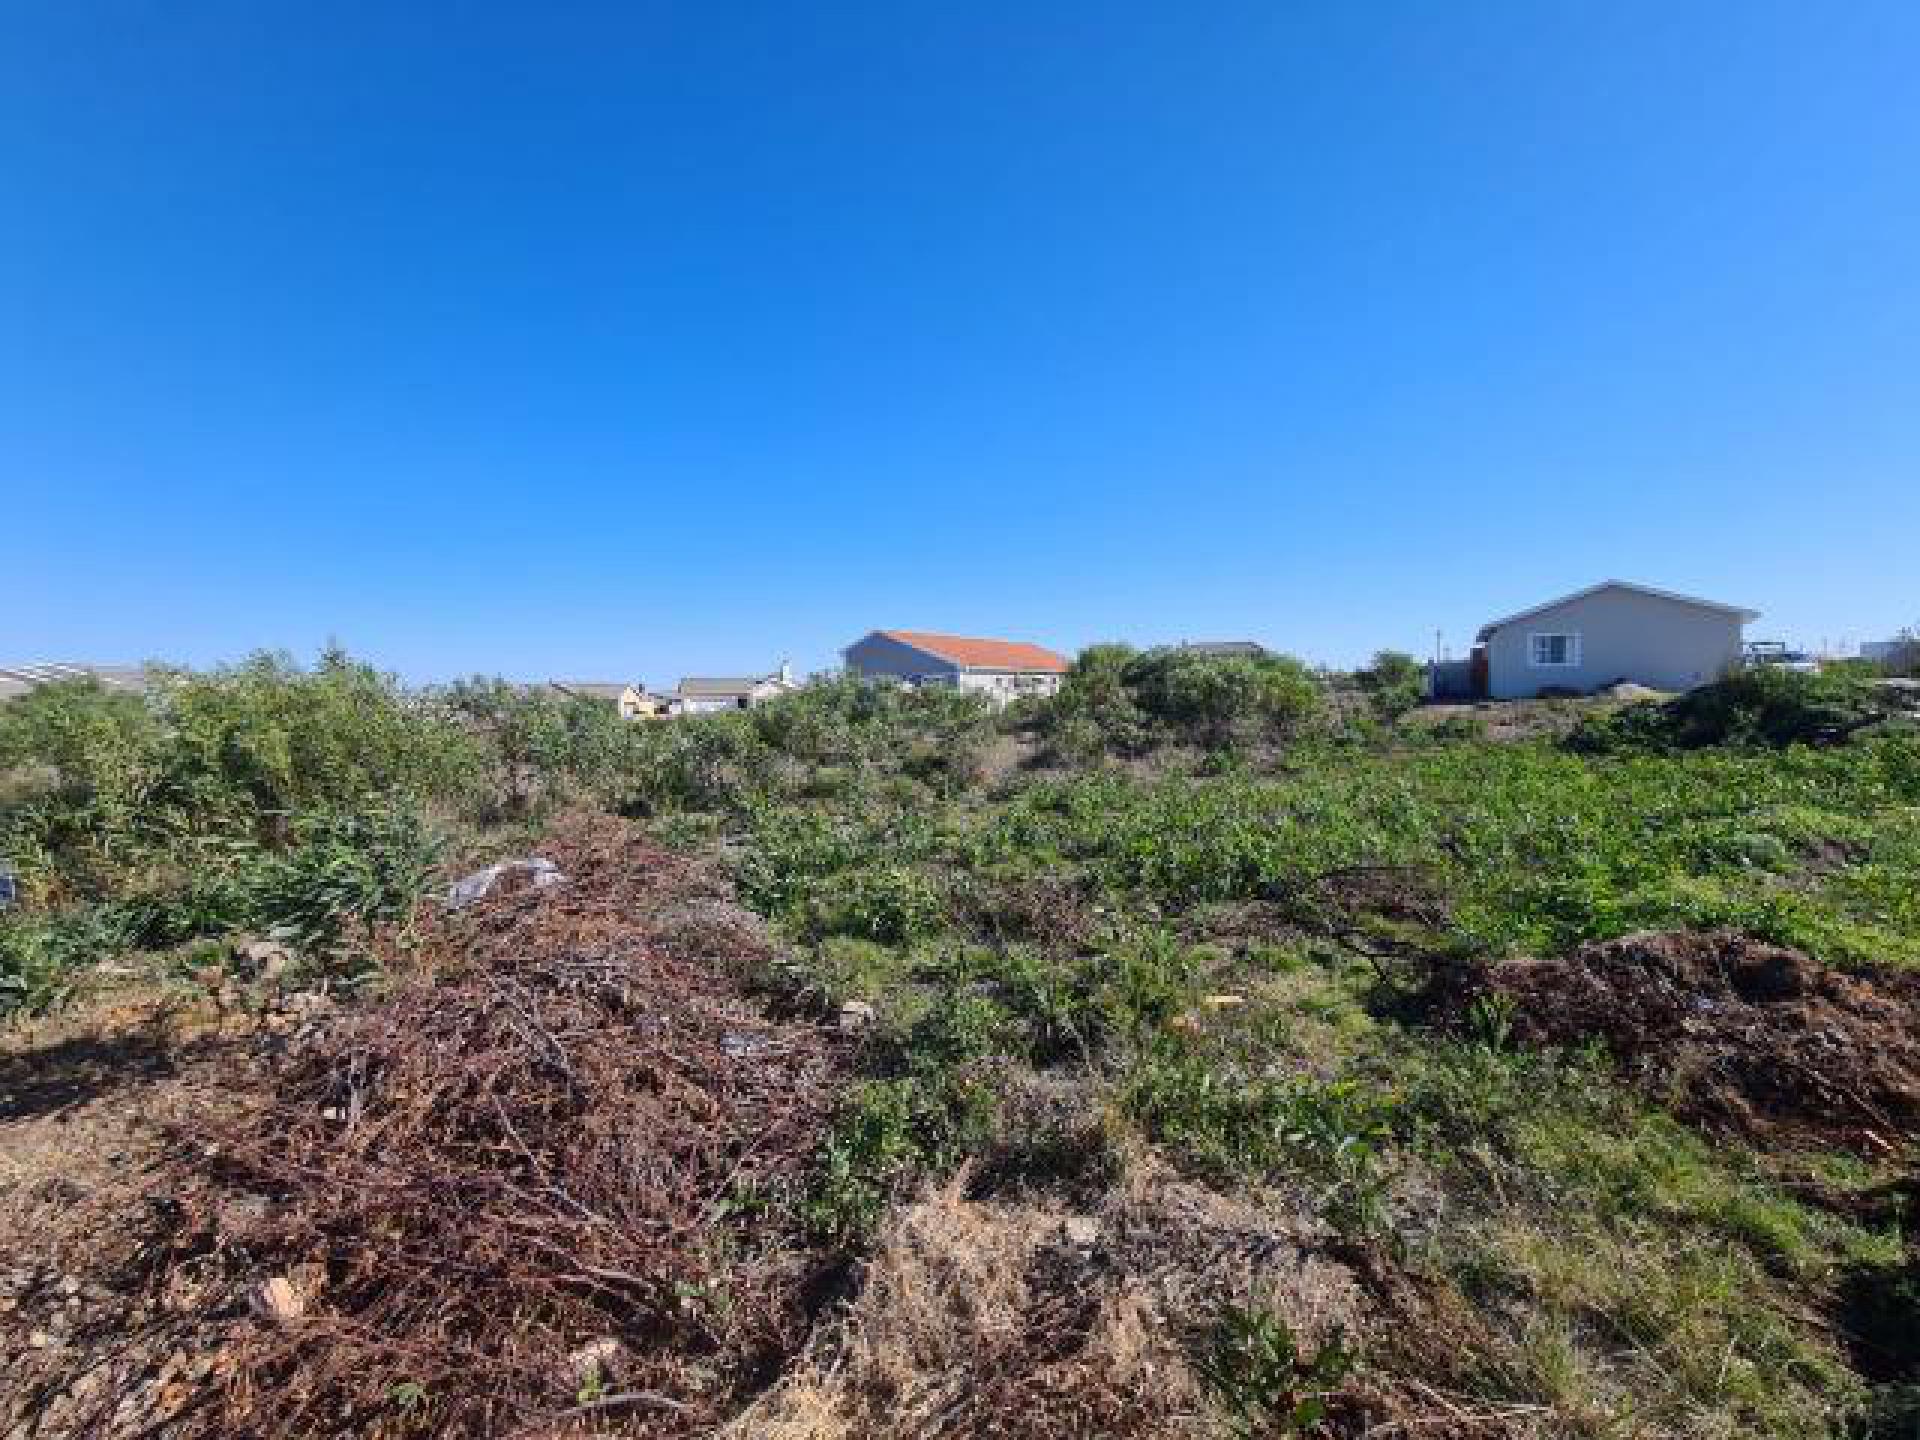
1528, 632, 1582, 667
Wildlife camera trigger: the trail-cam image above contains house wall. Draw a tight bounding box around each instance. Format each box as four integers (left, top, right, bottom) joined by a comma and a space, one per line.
677, 681, 791, 714
954, 669, 1063, 702
842, 634, 963, 684
1485, 589, 1746, 699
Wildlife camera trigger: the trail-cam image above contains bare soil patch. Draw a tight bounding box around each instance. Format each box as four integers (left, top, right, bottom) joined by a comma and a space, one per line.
1, 993, 258, 1440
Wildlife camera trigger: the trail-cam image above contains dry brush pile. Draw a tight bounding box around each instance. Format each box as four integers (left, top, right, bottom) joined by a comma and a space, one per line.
1431, 928, 1920, 1152
176, 816, 849, 1438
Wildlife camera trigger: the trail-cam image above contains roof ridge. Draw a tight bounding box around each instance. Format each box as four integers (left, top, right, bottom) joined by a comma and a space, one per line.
1477, 580, 1760, 639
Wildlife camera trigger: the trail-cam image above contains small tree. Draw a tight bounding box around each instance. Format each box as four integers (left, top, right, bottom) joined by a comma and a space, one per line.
1356, 650, 1424, 720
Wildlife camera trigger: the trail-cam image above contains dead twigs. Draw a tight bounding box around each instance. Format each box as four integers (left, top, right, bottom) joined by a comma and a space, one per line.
177, 815, 847, 1437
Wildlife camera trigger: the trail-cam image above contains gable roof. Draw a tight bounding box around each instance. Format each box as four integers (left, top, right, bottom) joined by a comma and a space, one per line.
678, 676, 776, 697
1477, 581, 1760, 642
550, 681, 639, 702
0, 663, 152, 698
870, 630, 1070, 673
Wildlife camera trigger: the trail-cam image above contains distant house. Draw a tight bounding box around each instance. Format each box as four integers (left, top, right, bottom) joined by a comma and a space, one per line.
1177, 641, 1268, 658
673, 664, 798, 714
842, 630, 1070, 703
0, 663, 153, 703
1464, 580, 1759, 700
548, 681, 659, 720
1862, 638, 1918, 667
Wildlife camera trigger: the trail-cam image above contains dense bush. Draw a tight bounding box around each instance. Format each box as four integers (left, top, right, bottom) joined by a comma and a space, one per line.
0, 652, 474, 1010
0, 654, 474, 907
1568, 669, 1892, 753
1042, 643, 1155, 760
1041, 644, 1326, 757
440, 677, 625, 815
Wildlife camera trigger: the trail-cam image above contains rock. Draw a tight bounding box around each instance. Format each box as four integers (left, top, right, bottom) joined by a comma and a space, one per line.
837, 1000, 877, 1032
1061, 1216, 1102, 1248
252, 1275, 306, 1323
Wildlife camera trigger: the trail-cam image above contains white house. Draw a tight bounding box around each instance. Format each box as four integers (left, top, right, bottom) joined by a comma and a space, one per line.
672, 663, 798, 714
1471, 581, 1759, 700
841, 630, 1070, 703
548, 681, 660, 720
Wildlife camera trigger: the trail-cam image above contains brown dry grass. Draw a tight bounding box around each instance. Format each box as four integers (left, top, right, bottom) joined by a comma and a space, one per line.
732, 1150, 1381, 1440
729, 1172, 1209, 1440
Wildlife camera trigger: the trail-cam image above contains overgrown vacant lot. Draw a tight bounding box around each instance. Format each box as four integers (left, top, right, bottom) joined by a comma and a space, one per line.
2, 651, 1917, 1437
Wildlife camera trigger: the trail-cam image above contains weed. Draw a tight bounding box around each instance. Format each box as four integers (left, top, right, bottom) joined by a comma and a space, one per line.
1197, 1300, 1355, 1437
1124, 1041, 1396, 1237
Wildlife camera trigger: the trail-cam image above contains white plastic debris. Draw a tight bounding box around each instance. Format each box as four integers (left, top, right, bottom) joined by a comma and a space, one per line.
445, 858, 566, 911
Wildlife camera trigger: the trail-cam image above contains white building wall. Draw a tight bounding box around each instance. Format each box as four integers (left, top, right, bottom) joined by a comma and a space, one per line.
954, 669, 1063, 702
1485, 589, 1748, 699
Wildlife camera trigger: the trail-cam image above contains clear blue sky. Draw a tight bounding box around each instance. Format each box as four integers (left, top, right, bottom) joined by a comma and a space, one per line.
7, 2, 1917, 682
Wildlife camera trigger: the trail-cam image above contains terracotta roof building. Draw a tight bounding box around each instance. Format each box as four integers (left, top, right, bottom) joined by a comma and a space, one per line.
842, 630, 1070, 703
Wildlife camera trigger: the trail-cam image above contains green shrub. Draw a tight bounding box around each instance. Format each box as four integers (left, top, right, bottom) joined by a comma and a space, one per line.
164, 649, 481, 816
1199, 1301, 1355, 1438
1042, 643, 1154, 759
440, 678, 625, 815
1357, 650, 1426, 721
0, 905, 145, 1012
804, 1061, 1001, 1243
1123, 647, 1325, 749
1569, 670, 1889, 754
739, 808, 944, 942
247, 803, 441, 961
1035, 644, 1327, 757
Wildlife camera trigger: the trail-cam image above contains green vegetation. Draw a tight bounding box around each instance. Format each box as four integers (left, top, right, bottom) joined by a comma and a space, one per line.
1043, 642, 1326, 759
4, 653, 1914, 1434
1569, 665, 1909, 752
1198, 1300, 1355, 1437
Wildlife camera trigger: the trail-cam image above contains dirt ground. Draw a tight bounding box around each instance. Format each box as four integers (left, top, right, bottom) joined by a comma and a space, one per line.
0, 988, 262, 1439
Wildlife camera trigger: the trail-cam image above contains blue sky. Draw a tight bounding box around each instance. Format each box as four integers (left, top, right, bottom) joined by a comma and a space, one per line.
6, 2, 1917, 682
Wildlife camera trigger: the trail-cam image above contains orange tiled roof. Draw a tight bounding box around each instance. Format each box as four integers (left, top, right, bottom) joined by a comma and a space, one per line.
881, 631, 1070, 673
